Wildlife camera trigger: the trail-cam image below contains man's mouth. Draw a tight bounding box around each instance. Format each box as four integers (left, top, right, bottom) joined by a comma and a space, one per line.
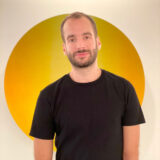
76, 52, 88, 57
75, 50, 90, 57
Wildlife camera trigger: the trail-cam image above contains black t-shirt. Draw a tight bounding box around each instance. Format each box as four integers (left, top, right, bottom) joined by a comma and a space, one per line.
29, 69, 145, 160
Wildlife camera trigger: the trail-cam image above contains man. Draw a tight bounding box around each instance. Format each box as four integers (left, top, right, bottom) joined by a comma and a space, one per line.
29, 12, 145, 160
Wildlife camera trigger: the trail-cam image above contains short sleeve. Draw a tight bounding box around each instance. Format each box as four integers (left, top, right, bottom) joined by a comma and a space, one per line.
122, 81, 146, 126
29, 90, 56, 139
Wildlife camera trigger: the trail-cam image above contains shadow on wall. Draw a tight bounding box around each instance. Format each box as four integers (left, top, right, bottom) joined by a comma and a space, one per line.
140, 78, 155, 157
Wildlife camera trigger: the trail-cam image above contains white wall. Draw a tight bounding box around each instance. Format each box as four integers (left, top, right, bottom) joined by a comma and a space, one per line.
0, 0, 160, 159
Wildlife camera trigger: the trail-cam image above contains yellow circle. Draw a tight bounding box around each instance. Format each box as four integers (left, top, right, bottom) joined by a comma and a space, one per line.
4, 14, 145, 151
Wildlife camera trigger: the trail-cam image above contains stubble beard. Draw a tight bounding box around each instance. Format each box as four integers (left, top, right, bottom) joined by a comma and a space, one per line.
66, 47, 98, 68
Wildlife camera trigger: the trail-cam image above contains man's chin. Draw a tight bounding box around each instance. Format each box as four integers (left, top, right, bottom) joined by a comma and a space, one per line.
73, 61, 93, 68
76, 65, 89, 68
68, 54, 97, 68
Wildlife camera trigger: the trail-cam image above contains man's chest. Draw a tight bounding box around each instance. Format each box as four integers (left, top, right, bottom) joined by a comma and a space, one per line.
53, 86, 125, 135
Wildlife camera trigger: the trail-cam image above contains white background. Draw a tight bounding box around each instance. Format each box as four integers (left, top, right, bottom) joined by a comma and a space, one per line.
0, 0, 160, 159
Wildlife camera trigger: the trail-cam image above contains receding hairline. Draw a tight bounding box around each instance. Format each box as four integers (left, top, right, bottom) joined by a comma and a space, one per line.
60, 12, 98, 42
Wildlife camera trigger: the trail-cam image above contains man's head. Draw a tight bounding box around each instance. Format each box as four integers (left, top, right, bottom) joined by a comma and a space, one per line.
61, 12, 101, 68
61, 12, 98, 43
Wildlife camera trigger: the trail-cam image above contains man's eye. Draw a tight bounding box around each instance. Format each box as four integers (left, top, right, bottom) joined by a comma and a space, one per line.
84, 36, 90, 40
69, 38, 75, 42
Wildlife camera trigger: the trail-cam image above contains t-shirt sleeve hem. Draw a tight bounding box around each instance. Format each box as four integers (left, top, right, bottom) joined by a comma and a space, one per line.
29, 132, 54, 140
122, 120, 146, 126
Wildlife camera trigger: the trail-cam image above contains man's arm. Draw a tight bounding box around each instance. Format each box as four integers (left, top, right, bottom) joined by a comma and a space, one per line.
33, 138, 53, 160
123, 125, 140, 160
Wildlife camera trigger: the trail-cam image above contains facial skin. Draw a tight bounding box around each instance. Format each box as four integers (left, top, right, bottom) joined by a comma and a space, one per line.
62, 17, 101, 68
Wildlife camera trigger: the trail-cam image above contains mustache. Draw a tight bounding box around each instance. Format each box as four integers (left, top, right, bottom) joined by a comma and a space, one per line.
73, 49, 91, 55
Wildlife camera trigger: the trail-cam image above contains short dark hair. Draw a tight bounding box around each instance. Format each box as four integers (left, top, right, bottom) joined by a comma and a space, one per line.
60, 12, 98, 43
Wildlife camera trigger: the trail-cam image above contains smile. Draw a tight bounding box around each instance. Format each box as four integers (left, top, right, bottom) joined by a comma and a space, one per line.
76, 52, 89, 57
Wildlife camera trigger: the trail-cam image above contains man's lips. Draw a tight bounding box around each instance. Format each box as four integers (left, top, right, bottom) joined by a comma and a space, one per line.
76, 51, 89, 57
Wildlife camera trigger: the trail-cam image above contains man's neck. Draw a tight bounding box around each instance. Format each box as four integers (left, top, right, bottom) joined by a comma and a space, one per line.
69, 64, 102, 83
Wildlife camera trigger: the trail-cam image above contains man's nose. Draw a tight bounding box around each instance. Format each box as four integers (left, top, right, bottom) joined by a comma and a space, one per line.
76, 38, 86, 50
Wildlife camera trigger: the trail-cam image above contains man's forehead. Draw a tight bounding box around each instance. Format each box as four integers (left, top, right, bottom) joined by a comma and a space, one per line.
63, 18, 94, 34
64, 17, 92, 28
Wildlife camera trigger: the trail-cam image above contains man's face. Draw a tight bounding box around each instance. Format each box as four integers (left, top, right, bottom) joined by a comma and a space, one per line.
62, 17, 101, 68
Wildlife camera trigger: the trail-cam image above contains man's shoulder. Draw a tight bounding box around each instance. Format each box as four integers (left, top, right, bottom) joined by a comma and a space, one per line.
40, 74, 67, 95
102, 69, 133, 89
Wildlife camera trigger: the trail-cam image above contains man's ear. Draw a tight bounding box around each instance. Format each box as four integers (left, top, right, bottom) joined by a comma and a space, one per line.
96, 36, 101, 50
63, 43, 67, 55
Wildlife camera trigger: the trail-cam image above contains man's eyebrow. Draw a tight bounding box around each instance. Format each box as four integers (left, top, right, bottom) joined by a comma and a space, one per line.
66, 32, 92, 40
67, 34, 75, 40
82, 32, 92, 36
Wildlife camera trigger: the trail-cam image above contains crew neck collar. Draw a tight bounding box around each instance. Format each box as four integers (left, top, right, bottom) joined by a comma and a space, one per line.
66, 68, 104, 86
